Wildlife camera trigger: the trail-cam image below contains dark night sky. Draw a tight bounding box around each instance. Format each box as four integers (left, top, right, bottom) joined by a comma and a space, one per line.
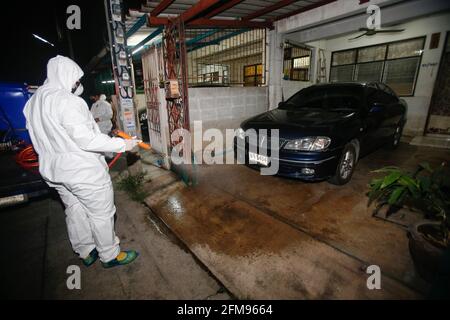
0, 0, 144, 86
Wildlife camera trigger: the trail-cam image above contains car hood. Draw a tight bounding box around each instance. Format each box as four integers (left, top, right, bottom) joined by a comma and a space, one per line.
241, 108, 357, 138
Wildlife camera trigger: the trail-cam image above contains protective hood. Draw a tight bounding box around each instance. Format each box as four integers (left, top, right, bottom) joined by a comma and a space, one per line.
45, 55, 84, 91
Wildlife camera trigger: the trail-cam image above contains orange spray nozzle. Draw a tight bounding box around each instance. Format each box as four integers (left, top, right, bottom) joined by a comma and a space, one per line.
115, 130, 151, 150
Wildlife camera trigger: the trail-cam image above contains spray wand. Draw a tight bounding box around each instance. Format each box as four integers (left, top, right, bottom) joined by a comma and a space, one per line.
108, 130, 152, 169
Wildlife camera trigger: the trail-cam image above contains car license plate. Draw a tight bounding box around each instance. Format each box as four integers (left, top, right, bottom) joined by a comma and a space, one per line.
249, 152, 269, 166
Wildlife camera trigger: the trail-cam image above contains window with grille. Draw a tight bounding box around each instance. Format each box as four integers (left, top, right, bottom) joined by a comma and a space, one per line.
283, 43, 311, 81
244, 64, 263, 87
330, 37, 425, 96
187, 29, 266, 87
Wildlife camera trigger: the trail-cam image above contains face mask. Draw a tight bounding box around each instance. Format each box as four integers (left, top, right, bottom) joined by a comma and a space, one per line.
73, 83, 84, 96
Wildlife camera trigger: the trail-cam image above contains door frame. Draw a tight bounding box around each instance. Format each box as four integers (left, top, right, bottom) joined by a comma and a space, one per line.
424, 31, 450, 136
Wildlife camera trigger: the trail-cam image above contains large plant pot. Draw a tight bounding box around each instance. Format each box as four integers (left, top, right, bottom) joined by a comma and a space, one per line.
408, 221, 447, 282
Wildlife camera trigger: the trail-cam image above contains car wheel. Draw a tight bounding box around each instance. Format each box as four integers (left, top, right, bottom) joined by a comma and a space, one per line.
329, 143, 357, 185
388, 124, 403, 149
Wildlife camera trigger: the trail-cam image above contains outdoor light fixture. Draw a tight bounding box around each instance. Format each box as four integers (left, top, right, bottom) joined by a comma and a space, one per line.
132, 45, 144, 55
32, 33, 55, 47
131, 35, 163, 56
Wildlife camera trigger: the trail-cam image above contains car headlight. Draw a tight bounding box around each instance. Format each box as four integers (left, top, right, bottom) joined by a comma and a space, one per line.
284, 137, 331, 151
236, 128, 246, 140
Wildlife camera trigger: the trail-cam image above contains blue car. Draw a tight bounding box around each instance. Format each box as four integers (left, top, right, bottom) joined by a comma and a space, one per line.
235, 82, 407, 185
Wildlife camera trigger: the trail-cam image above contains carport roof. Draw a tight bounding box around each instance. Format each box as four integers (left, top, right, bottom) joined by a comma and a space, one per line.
133, 0, 337, 29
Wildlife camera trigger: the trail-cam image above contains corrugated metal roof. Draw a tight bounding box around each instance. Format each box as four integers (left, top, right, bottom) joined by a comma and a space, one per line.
139, 0, 330, 21
126, 10, 158, 46
125, 0, 333, 47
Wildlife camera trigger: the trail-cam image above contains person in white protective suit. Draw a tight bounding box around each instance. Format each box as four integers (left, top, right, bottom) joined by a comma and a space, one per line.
24, 56, 141, 268
91, 94, 113, 135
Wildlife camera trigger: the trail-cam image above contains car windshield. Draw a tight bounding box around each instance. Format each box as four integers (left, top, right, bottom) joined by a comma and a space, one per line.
280, 86, 363, 111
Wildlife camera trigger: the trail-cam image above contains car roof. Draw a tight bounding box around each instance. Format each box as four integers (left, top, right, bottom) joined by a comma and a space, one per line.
312, 82, 378, 88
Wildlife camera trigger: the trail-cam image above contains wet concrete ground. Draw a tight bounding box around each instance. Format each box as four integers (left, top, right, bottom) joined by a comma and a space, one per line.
2, 144, 447, 299
0, 187, 228, 299
145, 143, 450, 299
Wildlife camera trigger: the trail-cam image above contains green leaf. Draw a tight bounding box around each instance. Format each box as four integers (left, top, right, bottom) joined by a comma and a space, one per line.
388, 186, 406, 205
398, 176, 420, 196
372, 166, 400, 174
381, 172, 402, 189
419, 162, 433, 173
418, 176, 431, 192
369, 178, 383, 190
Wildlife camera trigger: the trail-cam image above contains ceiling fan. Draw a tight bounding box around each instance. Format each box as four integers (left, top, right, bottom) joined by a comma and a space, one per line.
349, 27, 405, 40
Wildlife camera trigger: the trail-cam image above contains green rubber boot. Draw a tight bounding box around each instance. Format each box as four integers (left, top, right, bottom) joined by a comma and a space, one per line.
82, 248, 99, 267
102, 250, 139, 269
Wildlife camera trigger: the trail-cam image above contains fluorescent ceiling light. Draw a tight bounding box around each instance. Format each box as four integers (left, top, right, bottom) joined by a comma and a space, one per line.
132, 45, 145, 55
130, 34, 162, 56
32, 33, 55, 47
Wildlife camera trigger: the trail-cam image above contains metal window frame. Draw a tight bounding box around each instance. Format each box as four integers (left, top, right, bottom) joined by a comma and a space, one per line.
329, 36, 426, 97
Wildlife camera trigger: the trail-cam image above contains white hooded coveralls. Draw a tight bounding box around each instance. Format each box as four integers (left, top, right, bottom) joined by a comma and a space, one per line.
24, 56, 126, 262
91, 94, 113, 135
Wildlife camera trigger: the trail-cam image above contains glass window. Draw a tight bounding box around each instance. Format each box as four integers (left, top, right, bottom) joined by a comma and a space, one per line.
329, 37, 424, 96
292, 47, 310, 58
367, 88, 397, 106
387, 38, 424, 59
291, 69, 309, 81
257, 64, 263, 75
281, 85, 364, 111
330, 65, 355, 82
283, 43, 311, 81
367, 89, 382, 105
293, 56, 310, 68
383, 57, 420, 96
244, 64, 263, 87
378, 83, 398, 99
355, 61, 383, 82
245, 65, 256, 76
332, 50, 356, 66
357, 45, 386, 63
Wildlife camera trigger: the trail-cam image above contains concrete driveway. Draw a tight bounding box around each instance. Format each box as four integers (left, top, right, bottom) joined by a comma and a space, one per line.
145, 143, 450, 299
0, 190, 227, 300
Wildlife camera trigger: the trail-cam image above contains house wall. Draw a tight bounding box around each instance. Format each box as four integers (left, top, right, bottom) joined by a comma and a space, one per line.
137, 87, 269, 156
189, 86, 268, 131
276, 0, 392, 35
321, 13, 450, 136
188, 87, 268, 156
270, 0, 450, 137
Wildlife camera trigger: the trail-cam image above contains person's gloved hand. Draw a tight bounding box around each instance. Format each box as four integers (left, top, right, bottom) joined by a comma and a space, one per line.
124, 138, 141, 151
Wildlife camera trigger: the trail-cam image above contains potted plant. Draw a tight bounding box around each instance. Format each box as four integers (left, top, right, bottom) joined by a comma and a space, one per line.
367, 162, 450, 281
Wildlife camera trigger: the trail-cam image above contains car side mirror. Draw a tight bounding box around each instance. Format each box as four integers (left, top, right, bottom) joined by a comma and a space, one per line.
369, 103, 385, 113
